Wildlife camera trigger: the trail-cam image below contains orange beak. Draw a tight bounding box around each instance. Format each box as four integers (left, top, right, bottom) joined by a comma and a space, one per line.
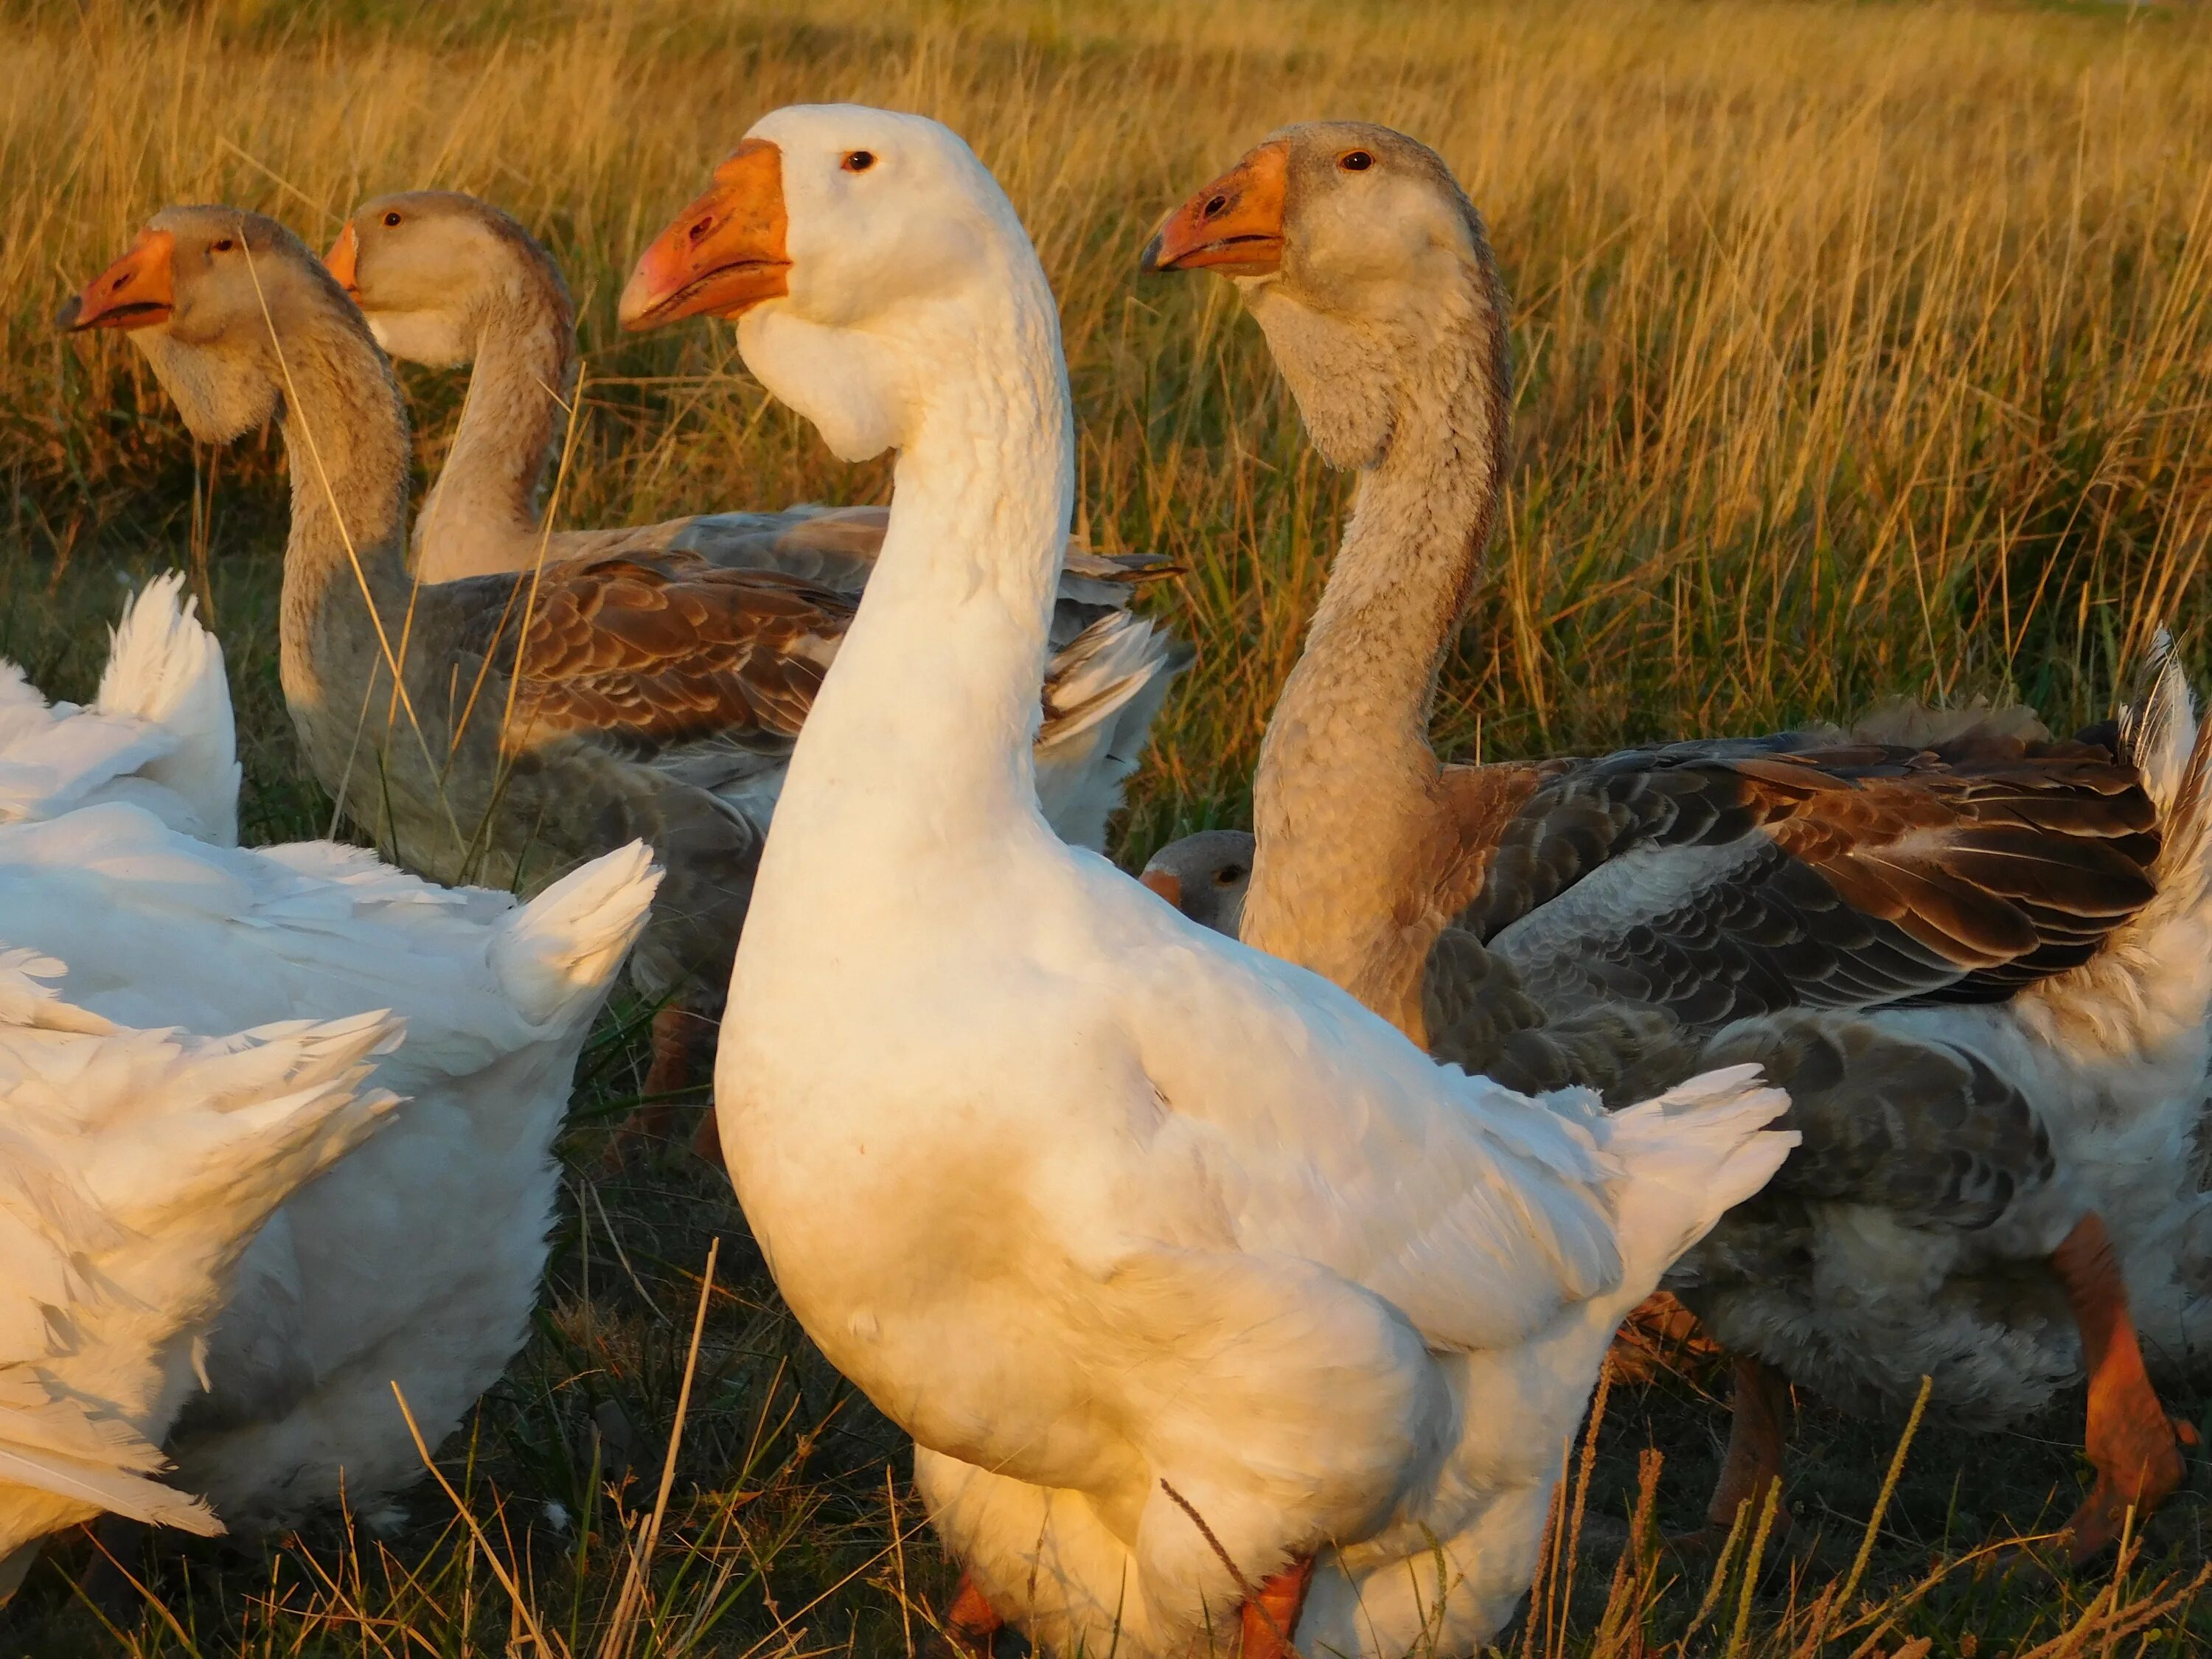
58, 228, 178, 332
1139, 869, 1183, 908
1140, 142, 1288, 277
619, 139, 790, 331
324, 220, 361, 299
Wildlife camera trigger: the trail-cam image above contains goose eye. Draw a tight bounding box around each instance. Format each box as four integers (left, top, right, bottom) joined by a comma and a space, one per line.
211, 237, 236, 253
1339, 150, 1374, 173
1216, 865, 1245, 886
383, 211, 403, 227
842, 150, 876, 173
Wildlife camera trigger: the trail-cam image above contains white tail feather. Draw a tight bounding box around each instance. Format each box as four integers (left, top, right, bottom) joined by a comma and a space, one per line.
1034, 613, 1189, 851
1595, 1064, 1797, 1298
2027, 634, 2212, 1056
489, 841, 661, 1025
94, 573, 241, 846
2118, 631, 2198, 821
0, 1436, 220, 1537
2120, 633, 2212, 910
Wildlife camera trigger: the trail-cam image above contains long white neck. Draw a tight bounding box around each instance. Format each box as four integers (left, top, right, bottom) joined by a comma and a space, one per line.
759, 296, 1074, 875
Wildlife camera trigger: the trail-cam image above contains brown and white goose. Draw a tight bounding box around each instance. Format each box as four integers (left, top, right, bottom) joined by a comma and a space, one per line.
323, 189, 1175, 615
1141, 124, 2212, 1559
60, 209, 1184, 1134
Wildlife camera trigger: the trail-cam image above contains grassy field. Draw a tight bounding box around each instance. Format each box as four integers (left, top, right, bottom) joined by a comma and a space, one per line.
4, 0, 2212, 1652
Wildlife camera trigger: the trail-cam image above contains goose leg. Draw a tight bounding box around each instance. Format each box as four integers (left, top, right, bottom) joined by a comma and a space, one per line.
602, 1006, 714, 1166
1610, 1290, 1719, 1382
79, 1514, 150, 1620
1696, 1354, 1792, 1543
2051, 1213, 2189, 1562
1239, 1556, 1315, 1659
0, 1540, 41, 1604
936, 1571, 1004, 1658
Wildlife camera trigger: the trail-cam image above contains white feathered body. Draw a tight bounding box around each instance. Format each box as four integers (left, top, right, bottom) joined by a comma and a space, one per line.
728, 790, 1789, 1655
0, 804, 658, 1529
0, 950, 395, 1566
712, 136, 1791, 1655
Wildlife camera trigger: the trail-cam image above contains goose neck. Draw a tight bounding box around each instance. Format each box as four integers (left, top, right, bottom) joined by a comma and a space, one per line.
1240, 290, 1509, 1007
770, 307, 1074, 862
271, 307, 417, 770
415, 289, 576, 578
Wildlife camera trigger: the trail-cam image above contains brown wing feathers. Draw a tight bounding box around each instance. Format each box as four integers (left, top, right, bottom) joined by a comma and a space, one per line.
1764, 739, 2155, 997
1455, 727, 2159, 1026
493, 557, 854, 757
1450, 744, 1781, 941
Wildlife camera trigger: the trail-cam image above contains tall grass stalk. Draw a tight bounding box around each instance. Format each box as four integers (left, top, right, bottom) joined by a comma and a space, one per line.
10, 0, 2212, 855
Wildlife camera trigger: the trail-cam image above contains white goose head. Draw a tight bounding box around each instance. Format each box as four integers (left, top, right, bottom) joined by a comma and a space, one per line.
619, 104, 1060, 467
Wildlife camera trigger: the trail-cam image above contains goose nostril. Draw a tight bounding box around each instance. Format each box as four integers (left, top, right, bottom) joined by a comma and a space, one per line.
1204, 195, 1228, 219
687, 216, 714, 246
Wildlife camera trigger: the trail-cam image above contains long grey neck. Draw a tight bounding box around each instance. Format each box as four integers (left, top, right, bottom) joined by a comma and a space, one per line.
270, 308, 419, 794
414, 287, 575, 577
1239, 270, 1509, 1023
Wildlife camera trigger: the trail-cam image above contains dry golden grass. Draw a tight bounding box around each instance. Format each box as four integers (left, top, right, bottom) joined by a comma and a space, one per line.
4, 0, 2212, 1652
13, 0, 2212, 844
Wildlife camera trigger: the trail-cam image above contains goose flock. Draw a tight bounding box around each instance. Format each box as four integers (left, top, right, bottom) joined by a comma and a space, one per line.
4, 100, 2205, 1654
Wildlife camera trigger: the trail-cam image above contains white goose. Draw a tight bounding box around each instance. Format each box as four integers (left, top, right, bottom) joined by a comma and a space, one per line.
0, 572, 238, 843
0, 804, 657, 1532
0, 950, 396, 1597
0, 602, 661, 1530
619, 105, 1794, 1659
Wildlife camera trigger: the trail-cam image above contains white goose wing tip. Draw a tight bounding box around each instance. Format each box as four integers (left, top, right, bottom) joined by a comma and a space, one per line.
491, 841, 663, 1021
92, 571, 242, 845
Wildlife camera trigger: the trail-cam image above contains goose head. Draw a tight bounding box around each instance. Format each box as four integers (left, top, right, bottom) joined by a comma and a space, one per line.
60, 206, 362, 443
1143, 122, 1503, 471
327, 190, 570, 368
619, 104, 1057, 465
1139, 829, 1255, 936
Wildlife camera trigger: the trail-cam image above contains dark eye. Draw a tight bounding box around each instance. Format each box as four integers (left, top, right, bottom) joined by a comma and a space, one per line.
211, 237, 235, 253
1216, 864, 1245, 886
1340, 150, 1374, 172
383, 211, 402, 227
843, 150, 876, 173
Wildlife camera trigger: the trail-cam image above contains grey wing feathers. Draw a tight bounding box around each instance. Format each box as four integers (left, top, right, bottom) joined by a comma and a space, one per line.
1698, 1012, 2056, 1231
1419, 928, 1698, 1105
